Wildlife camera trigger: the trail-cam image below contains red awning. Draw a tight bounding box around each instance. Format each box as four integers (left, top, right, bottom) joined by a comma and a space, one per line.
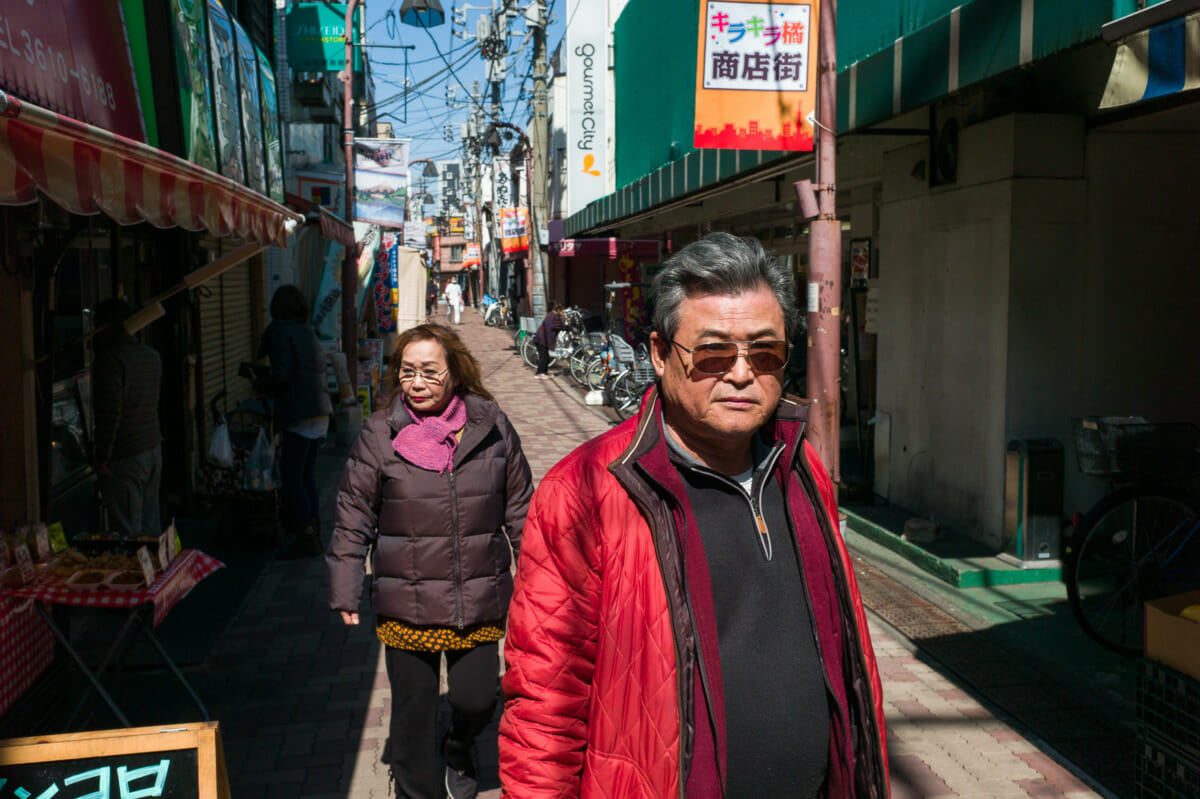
0, 92, 302, 247
552, 238, 660, 258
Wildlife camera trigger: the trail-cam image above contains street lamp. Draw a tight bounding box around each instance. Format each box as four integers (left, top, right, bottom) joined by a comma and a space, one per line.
400, 0, 445, 27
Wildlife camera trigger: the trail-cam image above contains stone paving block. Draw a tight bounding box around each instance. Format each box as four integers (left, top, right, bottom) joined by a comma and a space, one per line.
1017, 752, 1095, 794
889, 753, 957, 797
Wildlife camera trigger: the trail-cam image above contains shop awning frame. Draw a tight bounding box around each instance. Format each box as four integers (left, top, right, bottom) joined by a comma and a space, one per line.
0, 91, 302, 247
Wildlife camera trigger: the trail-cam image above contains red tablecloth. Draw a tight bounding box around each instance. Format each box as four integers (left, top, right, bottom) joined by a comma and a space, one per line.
0, 595, 55, 716
1, 549, 225, 626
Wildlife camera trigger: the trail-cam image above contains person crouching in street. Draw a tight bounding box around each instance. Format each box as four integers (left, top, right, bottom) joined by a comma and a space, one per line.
327, 323, 534, 799
499, 232, 890, 798
532, 301, 565, 380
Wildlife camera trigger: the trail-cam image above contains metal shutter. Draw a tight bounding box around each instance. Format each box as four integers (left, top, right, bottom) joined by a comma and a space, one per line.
198, 261, 256, 419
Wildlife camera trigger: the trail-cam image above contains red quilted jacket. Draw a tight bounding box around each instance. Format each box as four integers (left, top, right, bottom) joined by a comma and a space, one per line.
500, 390, 890, 798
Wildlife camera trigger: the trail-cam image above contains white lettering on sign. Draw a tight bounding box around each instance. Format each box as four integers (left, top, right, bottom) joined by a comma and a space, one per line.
0, 12, 120, 110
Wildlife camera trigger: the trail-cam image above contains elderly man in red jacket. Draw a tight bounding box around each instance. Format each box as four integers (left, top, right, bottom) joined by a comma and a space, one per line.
499, 232, 889, 798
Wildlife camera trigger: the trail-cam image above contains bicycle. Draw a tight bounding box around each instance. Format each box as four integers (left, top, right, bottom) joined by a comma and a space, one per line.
604, 333, 656, 420
1064, 416, 1200, 655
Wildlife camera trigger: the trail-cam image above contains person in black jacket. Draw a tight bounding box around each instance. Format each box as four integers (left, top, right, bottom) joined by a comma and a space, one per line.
532, 301, 565, 379
92, 299, 163, 537
255, 285, 334, 558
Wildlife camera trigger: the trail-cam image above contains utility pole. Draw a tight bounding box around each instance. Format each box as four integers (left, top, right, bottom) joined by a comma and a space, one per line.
527, 0, 548, 317
806, 0, 840, 481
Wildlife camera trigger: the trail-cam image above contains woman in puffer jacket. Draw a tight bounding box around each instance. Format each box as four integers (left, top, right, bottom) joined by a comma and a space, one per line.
326, 323, 533, 799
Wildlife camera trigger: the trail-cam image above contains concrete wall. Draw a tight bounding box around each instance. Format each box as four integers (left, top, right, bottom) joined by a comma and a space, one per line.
874, 119, 1016, 546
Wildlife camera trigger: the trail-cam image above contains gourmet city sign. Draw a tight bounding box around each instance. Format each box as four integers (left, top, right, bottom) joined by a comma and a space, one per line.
565, 0, 608, 217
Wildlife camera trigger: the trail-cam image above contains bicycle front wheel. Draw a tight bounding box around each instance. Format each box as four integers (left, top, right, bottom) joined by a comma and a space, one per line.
607, 371, 645, 420
1068, 484, 1200, 656
584, 355, 608, 391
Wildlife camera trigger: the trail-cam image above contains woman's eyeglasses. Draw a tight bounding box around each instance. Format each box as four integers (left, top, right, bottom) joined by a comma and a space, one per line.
397, 367, 449, 385
671, 339, 789, 375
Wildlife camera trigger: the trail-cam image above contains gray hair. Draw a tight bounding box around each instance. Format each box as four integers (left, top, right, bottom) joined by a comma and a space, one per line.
651, 232, 798, 340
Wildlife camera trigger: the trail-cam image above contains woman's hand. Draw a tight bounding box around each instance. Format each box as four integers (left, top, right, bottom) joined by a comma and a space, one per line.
339, 611, 360, 625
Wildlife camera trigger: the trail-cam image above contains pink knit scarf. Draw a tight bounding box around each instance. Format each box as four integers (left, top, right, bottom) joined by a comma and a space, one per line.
392, 394, 467, 472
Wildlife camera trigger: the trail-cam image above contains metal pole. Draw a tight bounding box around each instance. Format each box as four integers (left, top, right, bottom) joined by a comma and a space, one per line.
806, 0, 840, 482
528, 0, 549, 315
341, 0, 359, 392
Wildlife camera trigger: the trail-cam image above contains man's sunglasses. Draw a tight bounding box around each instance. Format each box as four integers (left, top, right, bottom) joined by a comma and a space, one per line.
671, 339, 789, 375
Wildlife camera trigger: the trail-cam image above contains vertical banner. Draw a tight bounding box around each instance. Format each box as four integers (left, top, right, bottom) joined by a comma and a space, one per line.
235, 25, 267, 195
170, 0, 218, 170
500, 208, 530, 256
492, 159, 512, 208
565, 0, 608, 216
694, 0, 819, 150
354, 139, 409, 226
374, 231, 400, 333
617, 240, 648, 337
207, 0, 245, 182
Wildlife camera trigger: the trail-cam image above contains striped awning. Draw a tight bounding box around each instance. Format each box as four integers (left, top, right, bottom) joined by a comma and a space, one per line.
1101, 7, 1200, 108
0, 91, 302, 247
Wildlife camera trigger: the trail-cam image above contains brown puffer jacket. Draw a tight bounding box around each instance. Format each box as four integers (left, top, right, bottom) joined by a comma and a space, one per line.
326, 392, 533, 628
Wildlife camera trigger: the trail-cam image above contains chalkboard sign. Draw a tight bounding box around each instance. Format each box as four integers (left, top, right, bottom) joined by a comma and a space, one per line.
0, 722, 229, 798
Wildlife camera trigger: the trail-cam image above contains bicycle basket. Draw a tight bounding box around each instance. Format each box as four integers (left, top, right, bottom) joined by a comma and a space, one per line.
587, 332, 607, 349
519, 316, 538, 334
632, 360, 657, 384
1073, 417, 1200, 480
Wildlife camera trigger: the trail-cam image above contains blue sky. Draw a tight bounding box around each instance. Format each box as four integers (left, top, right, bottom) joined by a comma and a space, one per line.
362, 0, 566, 202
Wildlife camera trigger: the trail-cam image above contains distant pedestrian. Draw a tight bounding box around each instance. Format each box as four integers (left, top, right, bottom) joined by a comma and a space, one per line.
328, 323, 533, 799
426, 276, 439, 320
499, 233, 889, 797
444, 275, 464, 324
531, 301, 565, 379
254, 285, 333, 559
92, 299, 163, 537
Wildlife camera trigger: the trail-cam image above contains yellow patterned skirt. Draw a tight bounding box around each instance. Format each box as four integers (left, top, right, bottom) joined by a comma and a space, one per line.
376, 618, 505, 652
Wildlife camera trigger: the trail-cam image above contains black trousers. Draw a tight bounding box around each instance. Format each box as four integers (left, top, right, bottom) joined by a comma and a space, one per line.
535, 343, 550, 374
384, 643, 499, 799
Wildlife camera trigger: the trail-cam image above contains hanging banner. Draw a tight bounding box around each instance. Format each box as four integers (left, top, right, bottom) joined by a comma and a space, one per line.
256, 45, 285, 202
374, 231, 400, 333
403, 219, 427, 249
235, 25, 267, 195
492, 159, 512, 208
285, 3, 362, 72
354, 138, 409, 226
565, 0, 608, 216
0, 0, 146, 141
694, 0, 819, 150
207, 0, 245, 182
500, 208, 530, 257
170, 0, 219, 170
463, 243, 481, 269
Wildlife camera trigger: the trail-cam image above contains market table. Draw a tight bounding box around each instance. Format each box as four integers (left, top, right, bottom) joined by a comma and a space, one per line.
0, 549, 224, 728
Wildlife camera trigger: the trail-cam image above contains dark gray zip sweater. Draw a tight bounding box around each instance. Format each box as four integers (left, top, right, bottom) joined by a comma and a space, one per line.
666, 431, 830, 798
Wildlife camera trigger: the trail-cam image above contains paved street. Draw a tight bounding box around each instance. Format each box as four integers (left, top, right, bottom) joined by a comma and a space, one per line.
189, 308, 1101, 797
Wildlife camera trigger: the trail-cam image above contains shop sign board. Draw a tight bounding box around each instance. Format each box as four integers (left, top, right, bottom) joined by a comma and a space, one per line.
500, 208, 529, 256
286, 3, 362, 72
438, 159, 462, 213
256, 45, 284, 203
354, 138, 409, 227
207, 0, 245, 183
694, 0, 819, 150
449, 216, 465, 235
235, 25, 266, 195
0, 0, 146, 141
0, 722, 230, 798
564, 0, 607, 217
463, 242, 481, 269
169, 0, 219, 171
